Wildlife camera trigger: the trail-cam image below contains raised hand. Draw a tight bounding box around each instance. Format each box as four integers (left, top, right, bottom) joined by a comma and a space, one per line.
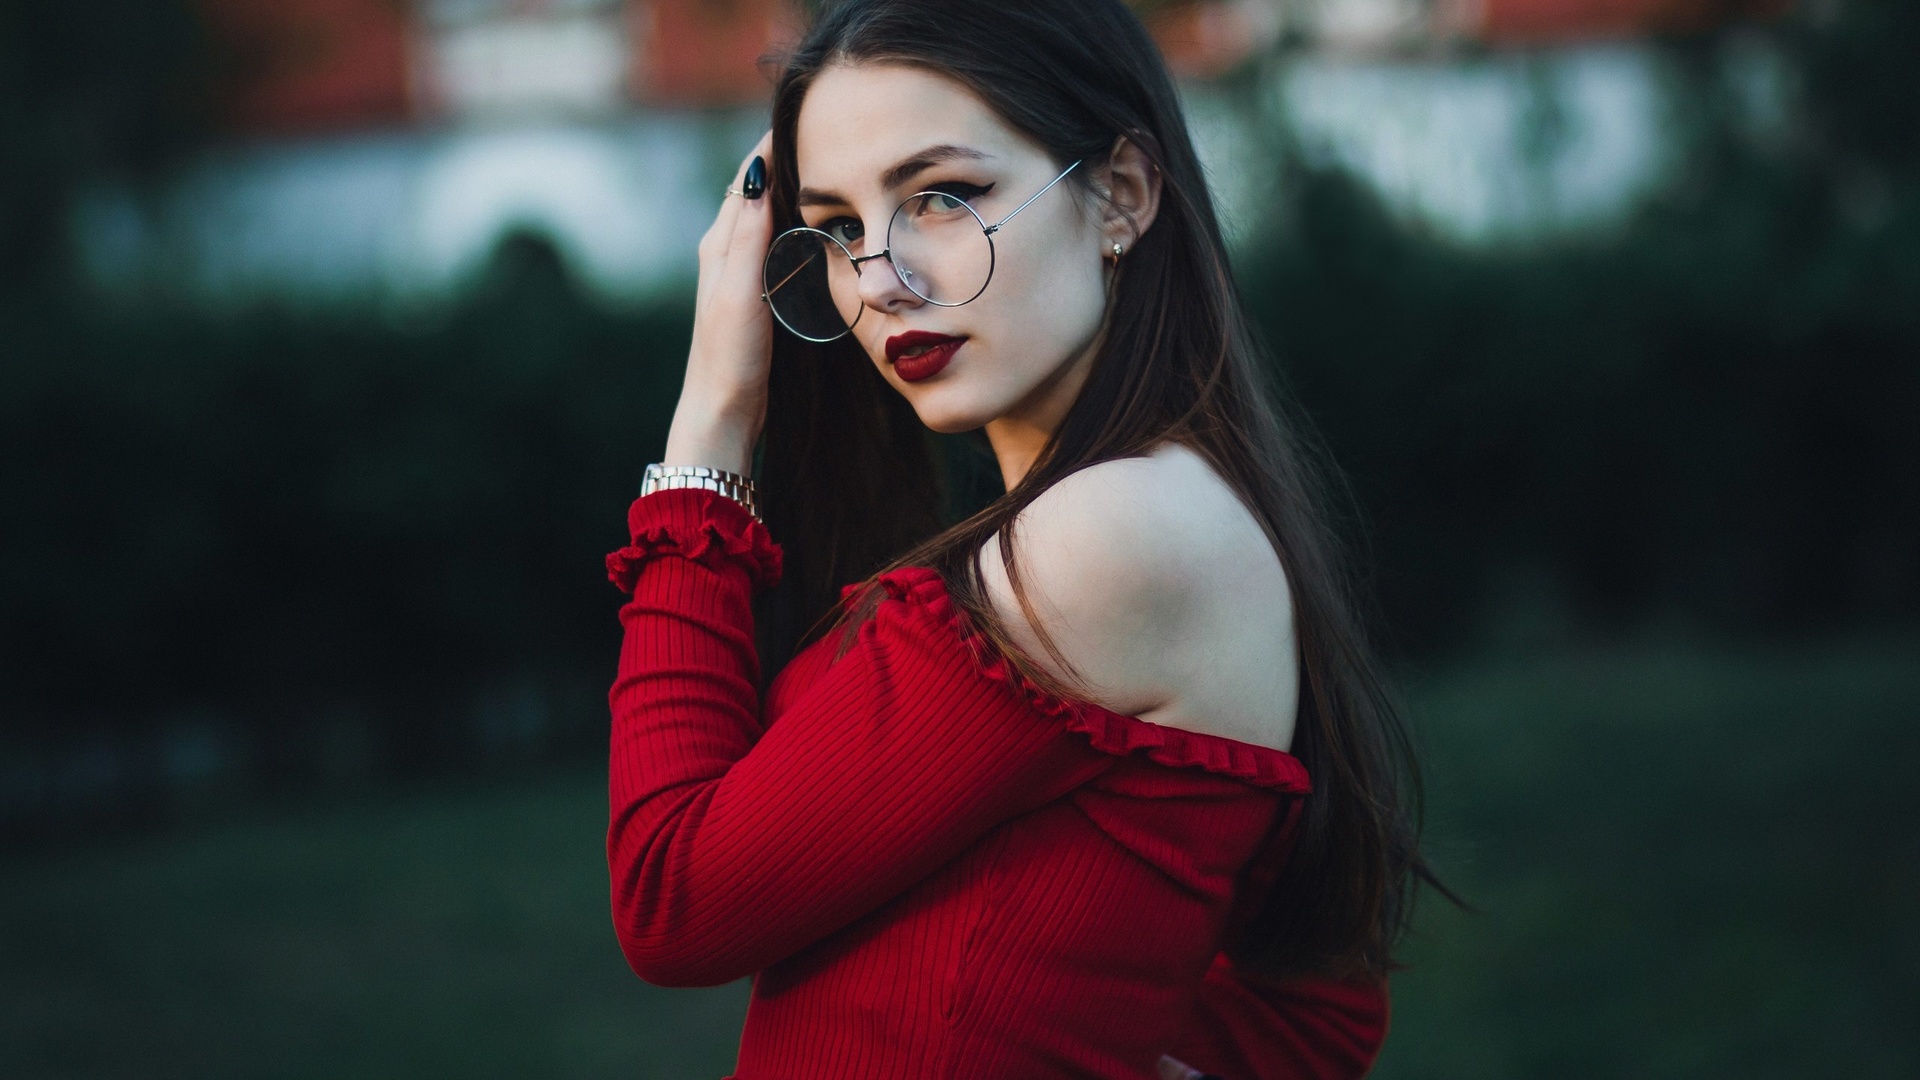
662, 129, 776, 477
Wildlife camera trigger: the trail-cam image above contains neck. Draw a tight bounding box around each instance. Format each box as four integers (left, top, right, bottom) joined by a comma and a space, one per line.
983, 331, 1103, 490
983, 415, 1050, 491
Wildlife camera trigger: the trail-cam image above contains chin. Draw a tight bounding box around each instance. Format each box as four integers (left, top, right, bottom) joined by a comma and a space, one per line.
917, 412, 989, 435
896, 380, 1007, 434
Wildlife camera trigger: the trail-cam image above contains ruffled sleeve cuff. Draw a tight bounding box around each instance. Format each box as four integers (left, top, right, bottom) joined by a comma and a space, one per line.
606, 487, 783, 594
853, 566, 1312, 794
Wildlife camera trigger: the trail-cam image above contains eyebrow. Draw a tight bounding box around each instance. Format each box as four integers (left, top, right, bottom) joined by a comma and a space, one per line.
796, 144, 994, 208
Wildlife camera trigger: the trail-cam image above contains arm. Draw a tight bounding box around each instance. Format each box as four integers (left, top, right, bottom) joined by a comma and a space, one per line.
605, 487, 1116, 987
1164, 955, 1390, 1080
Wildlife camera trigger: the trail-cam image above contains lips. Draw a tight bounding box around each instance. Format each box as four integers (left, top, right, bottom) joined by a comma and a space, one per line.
885, 331, 966, 383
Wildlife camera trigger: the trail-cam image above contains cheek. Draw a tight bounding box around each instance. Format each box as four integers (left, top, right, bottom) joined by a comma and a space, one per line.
896, 253, 1102, 431
859, 221, 1108, 429
988, 239, 1107, 371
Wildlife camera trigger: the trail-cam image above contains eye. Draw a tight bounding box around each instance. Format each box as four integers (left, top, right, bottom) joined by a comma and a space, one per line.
818, 216, 864, 248
909, 181, 995, 216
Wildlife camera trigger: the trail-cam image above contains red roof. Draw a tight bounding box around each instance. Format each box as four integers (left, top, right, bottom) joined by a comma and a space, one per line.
1474, 0, 1791, 44
630, 0, 801, 106
1145, 1, 1274, 80
197, 0, 411, 134
195, 0, 1793, 136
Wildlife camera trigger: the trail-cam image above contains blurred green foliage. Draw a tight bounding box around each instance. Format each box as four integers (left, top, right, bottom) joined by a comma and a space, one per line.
1374, 638, 1920, 1079
0, 767, 751, 1079
0, 0, 209, 296
1243, 2, 1920, 650
3, 242, 688, 775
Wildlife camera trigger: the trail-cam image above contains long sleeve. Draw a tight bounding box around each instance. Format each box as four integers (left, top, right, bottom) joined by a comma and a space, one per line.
604, 488, 1117, 988
1167, 954, 1390, 1080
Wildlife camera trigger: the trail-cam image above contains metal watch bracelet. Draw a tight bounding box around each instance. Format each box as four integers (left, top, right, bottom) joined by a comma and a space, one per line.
640, 463, 761, 523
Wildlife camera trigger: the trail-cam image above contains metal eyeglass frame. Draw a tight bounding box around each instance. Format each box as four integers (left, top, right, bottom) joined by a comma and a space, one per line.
762, 158, 1083, 343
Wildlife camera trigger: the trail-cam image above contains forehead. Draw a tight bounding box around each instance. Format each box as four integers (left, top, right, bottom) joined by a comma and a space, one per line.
795, 62, 1018, 191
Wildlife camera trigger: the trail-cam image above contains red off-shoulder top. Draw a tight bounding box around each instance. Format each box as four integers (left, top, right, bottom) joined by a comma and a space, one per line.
606, 488, 1388, 1080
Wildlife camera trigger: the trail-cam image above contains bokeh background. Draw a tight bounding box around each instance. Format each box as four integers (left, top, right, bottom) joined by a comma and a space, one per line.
3, 0, 1916, 1077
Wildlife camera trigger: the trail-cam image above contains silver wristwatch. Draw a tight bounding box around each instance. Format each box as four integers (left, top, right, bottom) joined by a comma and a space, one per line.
640, 463, 761, 523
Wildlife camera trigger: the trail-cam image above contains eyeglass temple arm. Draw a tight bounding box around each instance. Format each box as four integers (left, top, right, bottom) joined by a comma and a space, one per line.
982, 159, 1082, 235
767, 250, 822, 294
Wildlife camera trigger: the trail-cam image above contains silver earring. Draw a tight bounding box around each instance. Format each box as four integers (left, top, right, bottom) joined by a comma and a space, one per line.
1111, 241, 1125, 258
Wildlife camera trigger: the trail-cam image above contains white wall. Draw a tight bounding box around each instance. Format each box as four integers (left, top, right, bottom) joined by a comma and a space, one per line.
1184, 42, 1675, 246
74, 110, 766, 310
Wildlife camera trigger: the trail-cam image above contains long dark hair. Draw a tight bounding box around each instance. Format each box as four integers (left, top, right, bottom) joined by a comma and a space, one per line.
754, 0, 1446, 980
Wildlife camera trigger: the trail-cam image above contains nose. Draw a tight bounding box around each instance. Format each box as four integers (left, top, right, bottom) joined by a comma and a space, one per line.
855, 251, 924, 316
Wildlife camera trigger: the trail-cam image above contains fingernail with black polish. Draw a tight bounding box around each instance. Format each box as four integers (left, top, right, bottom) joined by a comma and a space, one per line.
743, 156, 766, 200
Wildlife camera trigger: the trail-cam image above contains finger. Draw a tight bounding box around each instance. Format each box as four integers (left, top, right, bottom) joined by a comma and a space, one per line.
1157, 1056, 1204, 1080
735, 129, 773, 187
734, 129, 772, 186
717, 133, 776, 301
706, 130, 774, 250
721, 175, 774, 313
727, 149, 773, 251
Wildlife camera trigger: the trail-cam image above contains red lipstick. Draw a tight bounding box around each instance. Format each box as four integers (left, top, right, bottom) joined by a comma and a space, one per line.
885, 331, 965, 383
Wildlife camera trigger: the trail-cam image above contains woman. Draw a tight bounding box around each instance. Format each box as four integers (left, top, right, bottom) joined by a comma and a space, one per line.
605, 1, 1441, 1077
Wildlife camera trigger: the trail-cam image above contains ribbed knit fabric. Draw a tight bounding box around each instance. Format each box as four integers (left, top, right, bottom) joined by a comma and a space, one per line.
607, 488, 1389, 1080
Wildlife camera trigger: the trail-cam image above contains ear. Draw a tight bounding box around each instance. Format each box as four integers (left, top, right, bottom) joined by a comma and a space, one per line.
1096, 135, 1162, 255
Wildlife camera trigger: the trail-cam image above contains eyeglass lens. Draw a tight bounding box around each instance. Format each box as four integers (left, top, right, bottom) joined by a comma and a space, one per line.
886, 193, 994, 307
763, 230, 867, 343
762, 161, 1072, 343
762, 198, 994, 343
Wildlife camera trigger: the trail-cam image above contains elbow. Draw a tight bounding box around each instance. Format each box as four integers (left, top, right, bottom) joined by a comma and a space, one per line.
618, 948, 709, 988
616, 935, 754, 989
607, 820, 765, 986
611, 891, 759, 987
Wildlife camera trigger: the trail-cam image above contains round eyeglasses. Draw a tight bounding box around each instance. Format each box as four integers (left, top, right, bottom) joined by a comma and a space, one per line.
762, 159, 1082, 343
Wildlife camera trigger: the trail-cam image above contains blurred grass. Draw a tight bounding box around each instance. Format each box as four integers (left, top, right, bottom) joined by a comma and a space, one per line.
4, 638, 1916, 1079
1374, 636, 1920, 1080
0, 772, 750, 1080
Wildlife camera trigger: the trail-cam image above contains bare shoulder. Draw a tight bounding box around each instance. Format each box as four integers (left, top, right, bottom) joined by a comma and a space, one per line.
980, 444, 1300, 749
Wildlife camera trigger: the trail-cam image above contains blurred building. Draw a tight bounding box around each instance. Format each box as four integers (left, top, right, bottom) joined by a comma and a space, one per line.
1164, 0, 1790, 241
78, 0, 796, 309
73, 0, 1791, 308
196, 0, 793, 130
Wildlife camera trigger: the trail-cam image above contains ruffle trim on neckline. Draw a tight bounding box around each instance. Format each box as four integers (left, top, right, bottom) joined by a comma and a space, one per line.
853, 565, 1311, 794
606, 489, 783, 593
